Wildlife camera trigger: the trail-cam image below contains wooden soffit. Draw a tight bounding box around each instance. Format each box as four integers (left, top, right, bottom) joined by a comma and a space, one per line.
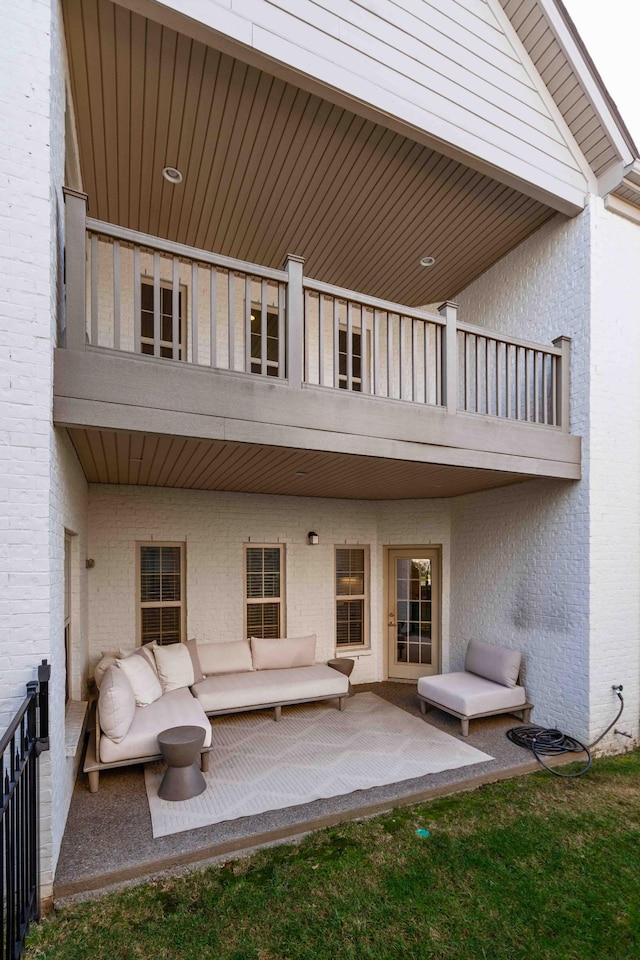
63, 0, 558, 306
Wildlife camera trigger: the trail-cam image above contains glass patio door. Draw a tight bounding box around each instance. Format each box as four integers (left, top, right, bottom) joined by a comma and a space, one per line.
387, 548, 440, 681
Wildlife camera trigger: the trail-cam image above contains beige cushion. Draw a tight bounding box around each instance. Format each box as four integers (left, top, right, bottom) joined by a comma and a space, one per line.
135, 643, 159, 675
251, 635, 316, 670
99, 688, 212, 763
152, 642, 195, 692
197, 640, 253, 676
464, 640, 521, 688
192, 663, 348, 713
98, 666, 136, 743
418, 671, 526, 717
116, 653, 163, 706
94, 654, 120, 689
185, 639, 205, 682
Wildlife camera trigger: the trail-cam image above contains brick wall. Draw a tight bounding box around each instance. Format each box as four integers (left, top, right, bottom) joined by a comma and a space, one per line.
588, 199, 640, 745
452, 207, 593, 739
87, 485, 451, 685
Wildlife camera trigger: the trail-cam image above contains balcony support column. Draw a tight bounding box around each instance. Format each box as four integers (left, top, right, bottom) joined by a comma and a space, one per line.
63, 188, 88, 352
553, 335, 571, 432
284, 253, 305, 388
439, 300, 458, 415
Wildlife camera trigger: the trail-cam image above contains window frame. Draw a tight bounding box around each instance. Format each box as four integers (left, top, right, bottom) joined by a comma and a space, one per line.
140, 277, 187, 360
136, 541, 187, 646
243, 543, 286, 639
334, 545, 369, 650
249, 300, 281, 378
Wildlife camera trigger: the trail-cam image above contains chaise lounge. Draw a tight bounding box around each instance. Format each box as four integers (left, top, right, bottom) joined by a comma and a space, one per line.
417, 640, 533, 736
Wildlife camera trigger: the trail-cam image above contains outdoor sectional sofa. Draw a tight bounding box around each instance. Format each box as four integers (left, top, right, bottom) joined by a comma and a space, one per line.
84, 635, 349, 792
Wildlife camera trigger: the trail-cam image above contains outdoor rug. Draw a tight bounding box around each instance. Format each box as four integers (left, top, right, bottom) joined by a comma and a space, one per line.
144, 692, 493, 838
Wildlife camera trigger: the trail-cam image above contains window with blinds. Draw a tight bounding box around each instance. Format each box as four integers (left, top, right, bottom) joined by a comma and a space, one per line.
335, 547, 368, 647
138, 543, 185, 645
245, 545, 284, 639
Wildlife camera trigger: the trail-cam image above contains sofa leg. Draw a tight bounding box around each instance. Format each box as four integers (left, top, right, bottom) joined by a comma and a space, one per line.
522, 707, 532, 724
338, 697, 346, 712
274, 705, 282, 721
460, 718, 470, 737
200, 751, 210, 773
88, 770, 100, 794
419, 700, 428, 715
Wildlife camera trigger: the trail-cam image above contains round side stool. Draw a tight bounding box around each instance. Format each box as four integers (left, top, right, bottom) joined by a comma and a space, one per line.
157, 725, 207, 801
328, 658, 355, 697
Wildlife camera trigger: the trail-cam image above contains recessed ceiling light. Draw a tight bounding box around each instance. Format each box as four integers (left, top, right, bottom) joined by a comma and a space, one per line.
162, 166, 183, 184
419, 256, 436, 268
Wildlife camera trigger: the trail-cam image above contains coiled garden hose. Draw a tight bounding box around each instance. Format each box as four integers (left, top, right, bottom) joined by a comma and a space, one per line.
506, 686, 625, 778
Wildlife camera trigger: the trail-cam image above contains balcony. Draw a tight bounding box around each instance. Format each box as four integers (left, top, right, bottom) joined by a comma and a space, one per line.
54, 190, 580, 499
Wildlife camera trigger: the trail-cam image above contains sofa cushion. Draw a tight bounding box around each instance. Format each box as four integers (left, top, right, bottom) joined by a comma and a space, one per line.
192, 663, 348, 714
185, 639, 205, 682
464, 640, 521, 689
135, 642, 159, 676
417, 671, 526, 717
98, 666, 136, 743
251, 635, 316, 670
116, 653, 163, 706
197, 640, 253, 676
153, 642, 195, 692
99, 688, 212, 764
94, 654, 121, 689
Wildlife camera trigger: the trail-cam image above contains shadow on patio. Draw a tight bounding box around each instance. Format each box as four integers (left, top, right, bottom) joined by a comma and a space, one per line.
55, 682, 556, 903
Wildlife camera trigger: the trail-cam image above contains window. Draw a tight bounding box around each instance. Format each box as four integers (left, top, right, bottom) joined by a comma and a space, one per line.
245, 545, 284, 638
140, 281, 185, 359
338, 327, 365, 391
250, 303, 280, 377
138, 543, 185, 645
335, 547, 368, 647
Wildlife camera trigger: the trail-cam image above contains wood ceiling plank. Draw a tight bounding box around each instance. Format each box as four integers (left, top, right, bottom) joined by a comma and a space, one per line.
113, 3, 132, 226
96, 0, 119, 224
80, 0, 109, 219
165, 38, 209, 242
147, 26, 179, 239
156, 31, 192, 241
127, 10, 147, 229
138, 18, 163, 235
68, 428, 101, 482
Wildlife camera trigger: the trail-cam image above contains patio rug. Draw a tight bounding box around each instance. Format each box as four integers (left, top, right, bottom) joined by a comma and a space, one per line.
144, 692, 493, 838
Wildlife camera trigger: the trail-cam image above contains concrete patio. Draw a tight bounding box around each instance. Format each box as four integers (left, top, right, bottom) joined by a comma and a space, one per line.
54, 682, 568, 903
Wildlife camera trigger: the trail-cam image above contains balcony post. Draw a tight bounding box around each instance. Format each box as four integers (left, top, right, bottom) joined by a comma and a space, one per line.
284, 253, 305, 388
63, 187, 88, 351
552, 335, 571, 432
439, 300, 458, 415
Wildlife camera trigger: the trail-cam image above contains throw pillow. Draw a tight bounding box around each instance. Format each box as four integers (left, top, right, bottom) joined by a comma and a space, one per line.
197, 640, 253, 676
116, 653, 163, 706
185, 638, 205, 682
153, 642, 195, 692
98, 666, 136, 743
251, 634, 316, 670
94, 653, 120, 689
135, 642, 159, 676
464, 640, 521, 688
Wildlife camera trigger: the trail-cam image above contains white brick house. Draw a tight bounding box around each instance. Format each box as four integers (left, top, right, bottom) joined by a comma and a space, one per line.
1, 0, 639, 899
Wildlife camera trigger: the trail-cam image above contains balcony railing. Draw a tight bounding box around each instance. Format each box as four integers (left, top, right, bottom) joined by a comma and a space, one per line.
63, 190, 570, 431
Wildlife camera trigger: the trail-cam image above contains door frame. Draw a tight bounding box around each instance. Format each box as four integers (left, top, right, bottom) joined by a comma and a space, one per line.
383, 545, 442, 682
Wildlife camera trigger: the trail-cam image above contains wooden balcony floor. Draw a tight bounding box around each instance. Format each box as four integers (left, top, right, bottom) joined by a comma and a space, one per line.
54, 682, 573, 904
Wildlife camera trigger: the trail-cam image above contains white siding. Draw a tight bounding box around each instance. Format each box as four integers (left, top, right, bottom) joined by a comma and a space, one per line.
145, 0, 588, 210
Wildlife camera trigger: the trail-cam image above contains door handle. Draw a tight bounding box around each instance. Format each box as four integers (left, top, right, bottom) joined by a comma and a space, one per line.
388, 612, 396, 626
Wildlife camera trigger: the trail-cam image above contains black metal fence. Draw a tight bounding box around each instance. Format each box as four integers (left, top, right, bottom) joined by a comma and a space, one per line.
1, 660, 50, 960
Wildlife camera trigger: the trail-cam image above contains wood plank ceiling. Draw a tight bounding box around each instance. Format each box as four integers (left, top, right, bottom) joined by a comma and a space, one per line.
68, 428, 531, 500
63, 0, 556, 306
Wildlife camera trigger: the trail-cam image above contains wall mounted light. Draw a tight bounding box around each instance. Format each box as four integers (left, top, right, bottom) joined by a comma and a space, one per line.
86, 558, 95, 569
308, 531, 319, 545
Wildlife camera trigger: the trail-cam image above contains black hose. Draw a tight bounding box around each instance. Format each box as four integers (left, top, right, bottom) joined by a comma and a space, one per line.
506, 689, 625, 778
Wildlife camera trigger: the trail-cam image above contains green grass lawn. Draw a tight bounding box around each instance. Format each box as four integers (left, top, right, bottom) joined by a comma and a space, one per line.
27, 750, 640, 960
